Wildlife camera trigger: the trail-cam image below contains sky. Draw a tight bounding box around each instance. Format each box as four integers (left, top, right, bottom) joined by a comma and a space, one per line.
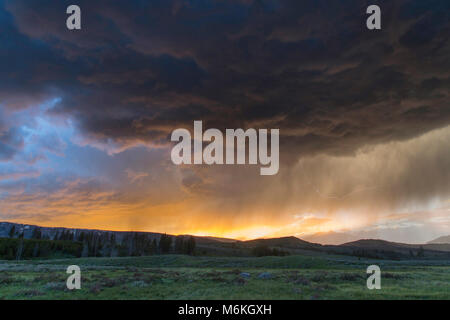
0, 0, 449, 243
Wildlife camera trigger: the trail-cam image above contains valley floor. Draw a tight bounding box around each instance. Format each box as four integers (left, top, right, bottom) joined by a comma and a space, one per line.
0, 254, 449, 299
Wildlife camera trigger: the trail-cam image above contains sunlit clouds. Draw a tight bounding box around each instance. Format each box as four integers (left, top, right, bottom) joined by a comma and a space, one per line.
0, 0, 449, 242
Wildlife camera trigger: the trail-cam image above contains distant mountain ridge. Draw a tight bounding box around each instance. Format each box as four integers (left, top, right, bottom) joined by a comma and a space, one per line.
303, 231, 359, 245
342, 239, 450, 255
0, 221, 234, 245
0, 221, 164, 242
1, 221, 450, 260
428, 235, 450, 244
243, 236, 319, 248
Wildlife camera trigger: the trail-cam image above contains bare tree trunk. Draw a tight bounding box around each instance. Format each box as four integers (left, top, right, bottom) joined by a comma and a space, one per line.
16, 237, 24, 261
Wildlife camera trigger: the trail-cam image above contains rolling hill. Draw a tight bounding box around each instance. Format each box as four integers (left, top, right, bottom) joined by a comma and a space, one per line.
303, 231, 359, 245
1, 221, 450, 260
428, 235, 450, 244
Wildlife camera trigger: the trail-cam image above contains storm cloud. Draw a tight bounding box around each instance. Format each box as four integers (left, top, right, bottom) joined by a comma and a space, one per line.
0, 0, 449, 241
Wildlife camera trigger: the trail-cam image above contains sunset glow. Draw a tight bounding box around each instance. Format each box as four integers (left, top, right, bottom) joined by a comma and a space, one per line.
0, 0, 449, 244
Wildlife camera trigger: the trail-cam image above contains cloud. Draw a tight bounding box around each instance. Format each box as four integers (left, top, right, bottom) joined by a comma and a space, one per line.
0, 127, 24, 161
0, 169, 40, 182
0, 0, 449, 239
0, 0, 447, 157
125, 168, 149, 184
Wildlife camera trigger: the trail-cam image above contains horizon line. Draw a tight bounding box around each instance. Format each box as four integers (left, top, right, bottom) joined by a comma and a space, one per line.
0, 220, 446, 245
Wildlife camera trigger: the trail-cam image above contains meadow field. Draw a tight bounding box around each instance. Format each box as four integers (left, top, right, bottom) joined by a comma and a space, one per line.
0, 254, 449, 300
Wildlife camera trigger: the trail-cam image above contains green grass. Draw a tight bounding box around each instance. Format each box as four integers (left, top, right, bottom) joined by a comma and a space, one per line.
0, 254, 449, 299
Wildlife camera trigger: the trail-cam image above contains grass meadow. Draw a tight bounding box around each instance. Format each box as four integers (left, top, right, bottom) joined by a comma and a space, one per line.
0, 254, 449, 299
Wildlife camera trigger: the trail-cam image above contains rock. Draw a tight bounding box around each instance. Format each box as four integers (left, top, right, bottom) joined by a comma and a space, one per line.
239, 272, 251, 279
258, 272, 273, 279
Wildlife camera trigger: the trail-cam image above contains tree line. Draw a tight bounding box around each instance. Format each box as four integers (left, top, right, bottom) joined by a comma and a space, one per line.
3, 226, 196, 260
0, 237, 82, 260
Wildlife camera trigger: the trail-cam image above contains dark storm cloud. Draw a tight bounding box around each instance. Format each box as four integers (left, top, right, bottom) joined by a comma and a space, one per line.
0, 127, 23, 161
0, 108, 24, 161
1, 0, 449, 158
